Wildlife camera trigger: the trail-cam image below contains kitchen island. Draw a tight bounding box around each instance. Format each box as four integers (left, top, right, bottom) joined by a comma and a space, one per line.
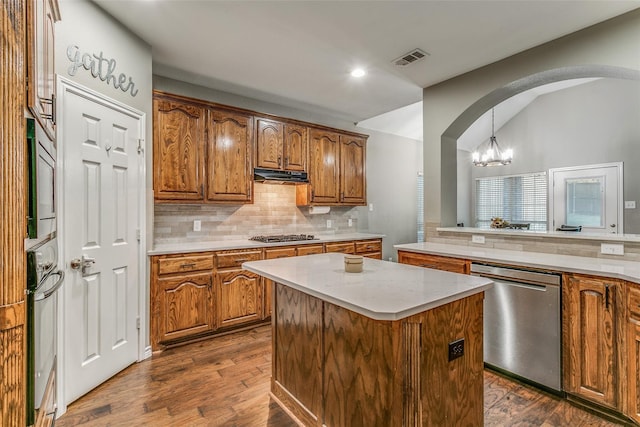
243, 253, 493, 427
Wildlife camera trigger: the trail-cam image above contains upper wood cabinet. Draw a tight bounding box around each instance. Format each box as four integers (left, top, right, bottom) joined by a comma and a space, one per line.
27, 0, 61, 140
207, 109, 254, 203
255, 119, 307, 172
153, 96, 206, 201
564, 274, 623, 410
340, 135, 366, 205
300, 128, 367, 206
307, 129, 340, 204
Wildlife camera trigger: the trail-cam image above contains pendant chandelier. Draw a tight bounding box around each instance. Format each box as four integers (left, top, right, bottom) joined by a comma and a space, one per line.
472, 108, 513, 167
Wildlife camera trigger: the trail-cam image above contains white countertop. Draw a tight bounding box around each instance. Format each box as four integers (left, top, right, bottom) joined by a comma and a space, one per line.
394, 242, 640, 284
242, 253, 493, 321
436, 227, 640, 243
148, 233, 385, 256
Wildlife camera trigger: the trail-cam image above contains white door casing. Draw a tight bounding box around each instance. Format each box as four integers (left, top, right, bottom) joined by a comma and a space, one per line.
549, 162, 623, 234
57, 77, 146, 410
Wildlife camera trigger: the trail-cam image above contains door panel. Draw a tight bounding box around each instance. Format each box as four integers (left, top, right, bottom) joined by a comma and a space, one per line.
550, 164, 622, 234
61, 84, 141, 405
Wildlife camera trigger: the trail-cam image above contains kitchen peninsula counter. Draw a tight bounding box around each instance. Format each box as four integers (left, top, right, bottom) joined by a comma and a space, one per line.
243, 253, 492, 426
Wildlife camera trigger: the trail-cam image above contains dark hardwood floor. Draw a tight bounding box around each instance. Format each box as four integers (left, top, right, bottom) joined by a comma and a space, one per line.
56, 325, 623, 426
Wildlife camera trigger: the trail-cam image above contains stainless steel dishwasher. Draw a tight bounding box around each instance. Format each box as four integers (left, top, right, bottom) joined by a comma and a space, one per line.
471, 263, 562, 392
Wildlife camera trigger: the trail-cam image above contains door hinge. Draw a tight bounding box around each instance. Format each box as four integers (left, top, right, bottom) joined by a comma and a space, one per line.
136, 228, 141, 242
137, 139, 144, 154
136, 317, 141, 330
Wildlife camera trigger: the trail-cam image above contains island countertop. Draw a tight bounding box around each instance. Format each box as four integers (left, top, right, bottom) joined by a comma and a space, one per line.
242, 252, 493, 321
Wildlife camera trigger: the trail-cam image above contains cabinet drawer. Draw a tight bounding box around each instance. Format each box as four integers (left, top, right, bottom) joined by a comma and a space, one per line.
157, 255, 214, 275
355, 240, 381, 254
630, 286, 640, 318
325, 242, 355, 254
297, 244, 324, 256
398, 251, 469, 274
216, 250, 262, 269
265, 247, 296, 259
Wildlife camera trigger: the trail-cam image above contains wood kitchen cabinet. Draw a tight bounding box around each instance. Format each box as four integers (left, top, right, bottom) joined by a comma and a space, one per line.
340, 135, 367, 205
355, 239, 382, 259
27, 0, 60, 140
627, 284, 640, 423
207, 109, 254, 203
153, 95, 206, 201
299, 128, 368, 206
151, 254, 216, 348
255, 118, 307, 172
215, 249, 263, 328
296, 244, 324, 256
325, 241, 355, 255
564, 273, 624, 410
397, 251, 470, 274
307, 128, 340, 204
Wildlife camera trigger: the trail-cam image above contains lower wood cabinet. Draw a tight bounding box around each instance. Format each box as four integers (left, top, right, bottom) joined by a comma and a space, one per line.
150, 238, 383, 350
564, 274, 623, 410
397, 250, 469, 274
216, 270, 262, 328
628, 285, 640, 423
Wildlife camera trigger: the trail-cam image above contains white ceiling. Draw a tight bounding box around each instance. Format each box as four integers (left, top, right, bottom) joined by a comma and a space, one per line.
93, 0, 639, 123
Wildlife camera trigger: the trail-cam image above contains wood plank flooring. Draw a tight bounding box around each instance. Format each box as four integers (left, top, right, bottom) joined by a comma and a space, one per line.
56, 325, 624, 426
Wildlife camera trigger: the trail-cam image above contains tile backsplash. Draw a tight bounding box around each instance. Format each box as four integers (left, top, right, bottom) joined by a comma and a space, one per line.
154, 184, 364, 245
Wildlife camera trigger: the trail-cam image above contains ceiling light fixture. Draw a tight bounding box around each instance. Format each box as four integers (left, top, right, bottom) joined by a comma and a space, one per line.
350, 68, 366, 78
472, 108, 513, 167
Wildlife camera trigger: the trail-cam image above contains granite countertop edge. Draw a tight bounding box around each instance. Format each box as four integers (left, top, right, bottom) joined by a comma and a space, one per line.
148, 233, 386, 256
394, 242, 640, 285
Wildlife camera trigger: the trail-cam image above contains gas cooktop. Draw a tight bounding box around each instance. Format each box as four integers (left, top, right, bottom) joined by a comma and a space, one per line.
249, 234, 317, 243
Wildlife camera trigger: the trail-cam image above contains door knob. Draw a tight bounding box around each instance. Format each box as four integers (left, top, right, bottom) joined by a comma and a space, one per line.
70, 255, 96, 275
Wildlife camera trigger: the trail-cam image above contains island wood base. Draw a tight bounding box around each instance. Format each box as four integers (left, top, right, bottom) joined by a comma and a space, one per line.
271, 283, 484, 427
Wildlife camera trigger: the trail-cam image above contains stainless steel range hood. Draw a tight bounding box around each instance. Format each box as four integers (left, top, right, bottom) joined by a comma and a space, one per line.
254, 168, 308, 184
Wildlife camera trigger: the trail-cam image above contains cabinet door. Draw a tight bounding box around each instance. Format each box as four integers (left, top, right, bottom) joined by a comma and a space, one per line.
27, 0, 60, 140
153, 96, 206, 201
284, 124, 307, 172
157, 272, 214, 343
256, 118, 283, 170
263, 247, 297, 318
308, 129, 339, 204
217, 270, 262, 328
355, 239, 382, 260
565, 275, 619, 409
207, 109, 253, 202
628, 286, 640, 423
339, 135, 367, 205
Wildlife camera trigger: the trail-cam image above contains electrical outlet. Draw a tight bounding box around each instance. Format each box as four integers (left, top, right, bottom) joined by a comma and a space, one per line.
348, 218, 353, 227
471, 235, 485, 244
625, 200, 636, 209
193, 220, 201, 232
326, 219, 332, 228
448, 338, 464, 361
601, 243, 624, 255
368, 203, 374, 212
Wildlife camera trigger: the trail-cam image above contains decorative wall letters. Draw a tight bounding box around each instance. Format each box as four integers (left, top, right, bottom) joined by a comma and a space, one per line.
66, 45, 139, 97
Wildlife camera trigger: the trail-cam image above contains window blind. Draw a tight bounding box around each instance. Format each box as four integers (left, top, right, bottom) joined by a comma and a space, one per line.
475, 172, 547, 231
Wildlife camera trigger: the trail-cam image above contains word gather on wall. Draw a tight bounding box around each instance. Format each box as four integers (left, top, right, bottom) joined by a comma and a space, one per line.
66, 45, 139, 97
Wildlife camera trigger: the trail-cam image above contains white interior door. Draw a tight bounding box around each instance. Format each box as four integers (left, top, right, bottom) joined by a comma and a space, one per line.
550, 163, 623, 234
60, 82, 142, 404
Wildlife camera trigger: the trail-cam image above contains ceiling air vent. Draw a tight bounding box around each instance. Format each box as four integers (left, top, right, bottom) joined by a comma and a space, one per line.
393, 48, 430, 67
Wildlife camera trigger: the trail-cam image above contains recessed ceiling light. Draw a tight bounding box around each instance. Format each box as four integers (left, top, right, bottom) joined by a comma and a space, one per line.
351, 68, 366, 78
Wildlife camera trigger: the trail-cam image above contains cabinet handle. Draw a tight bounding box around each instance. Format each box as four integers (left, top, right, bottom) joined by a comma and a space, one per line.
40, 94, 56, 124
311, 189, 314, 200
605, 284, 610, 309
278, 156, 282, 167
181, 263, 196, 269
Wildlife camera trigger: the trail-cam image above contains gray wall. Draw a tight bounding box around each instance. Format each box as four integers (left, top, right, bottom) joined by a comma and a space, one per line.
461, 78, 640, 232
423, 9, 640, 232
154, 76, 422, 260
